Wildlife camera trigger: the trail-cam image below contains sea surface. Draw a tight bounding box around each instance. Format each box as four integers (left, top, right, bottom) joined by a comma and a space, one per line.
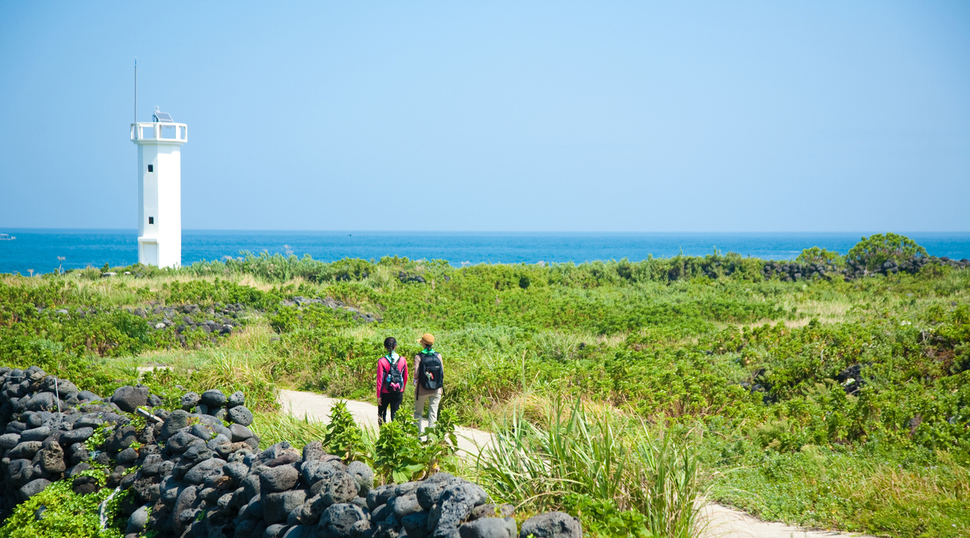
1, 229, 969, 275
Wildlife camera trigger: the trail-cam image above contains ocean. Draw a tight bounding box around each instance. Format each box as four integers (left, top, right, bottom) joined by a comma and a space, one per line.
1, 229, 969, 276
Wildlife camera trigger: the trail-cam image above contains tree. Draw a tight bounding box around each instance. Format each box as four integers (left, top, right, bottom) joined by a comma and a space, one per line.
846, 233, 927, 271
796, 247, 842, 266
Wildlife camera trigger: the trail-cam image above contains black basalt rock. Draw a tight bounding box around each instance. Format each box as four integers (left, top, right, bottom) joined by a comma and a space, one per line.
260, 464, 300, 493
317, 503, 369, 538
518, 512, 582, 538
228, 405, 254, 426
111, 385, 150, 413
459, 517, 517, 538
201, 390, 227, 409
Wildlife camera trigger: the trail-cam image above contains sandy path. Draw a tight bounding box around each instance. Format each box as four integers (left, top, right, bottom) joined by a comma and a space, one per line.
277, 389, 876, 538
699, 504, 878, 538
278, 389, 493, 456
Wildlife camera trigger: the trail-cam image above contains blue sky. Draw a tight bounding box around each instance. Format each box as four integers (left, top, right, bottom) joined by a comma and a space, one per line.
0, 1, 967, 232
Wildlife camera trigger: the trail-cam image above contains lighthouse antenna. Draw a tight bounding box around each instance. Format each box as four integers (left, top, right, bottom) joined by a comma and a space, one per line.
134, 58, 138, 123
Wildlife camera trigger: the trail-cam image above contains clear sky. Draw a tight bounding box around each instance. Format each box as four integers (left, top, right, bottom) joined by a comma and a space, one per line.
1, 1, 968, 232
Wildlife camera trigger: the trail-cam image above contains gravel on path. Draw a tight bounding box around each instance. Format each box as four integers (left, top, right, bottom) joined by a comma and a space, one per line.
277, 389, 877, 538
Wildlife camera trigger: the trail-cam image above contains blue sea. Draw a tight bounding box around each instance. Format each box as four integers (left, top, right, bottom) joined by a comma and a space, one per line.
1, 229, 969, 275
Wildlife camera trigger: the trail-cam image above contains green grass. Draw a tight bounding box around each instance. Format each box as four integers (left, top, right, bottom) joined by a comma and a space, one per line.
248, 409, 379, 453
706, 442, 970, 537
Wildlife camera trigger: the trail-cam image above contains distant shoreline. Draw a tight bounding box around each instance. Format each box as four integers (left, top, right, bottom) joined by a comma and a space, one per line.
2, 229, 969, 275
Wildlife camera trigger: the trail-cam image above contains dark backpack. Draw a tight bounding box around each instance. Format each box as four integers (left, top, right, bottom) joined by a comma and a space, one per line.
382, 356, 405, 394
418, 352, 444, 391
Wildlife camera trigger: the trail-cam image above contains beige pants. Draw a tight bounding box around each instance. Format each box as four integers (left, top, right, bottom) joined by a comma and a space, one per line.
413, 392, 442, 433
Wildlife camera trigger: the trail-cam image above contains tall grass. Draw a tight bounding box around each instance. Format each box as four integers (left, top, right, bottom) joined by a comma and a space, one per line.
632, 430, 703, 538
475, 398, 705, 538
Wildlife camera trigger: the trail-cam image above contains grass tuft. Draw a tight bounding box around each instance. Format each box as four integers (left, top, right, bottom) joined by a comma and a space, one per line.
476, 397, 704, 538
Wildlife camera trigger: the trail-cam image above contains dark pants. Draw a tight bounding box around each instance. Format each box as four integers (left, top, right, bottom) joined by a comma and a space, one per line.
378, 392, 403, 425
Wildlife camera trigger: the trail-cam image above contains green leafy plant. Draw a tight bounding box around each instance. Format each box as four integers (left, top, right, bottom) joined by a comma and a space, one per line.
374, 408, 460, 484
374, 413, 425, 483
561, 494, 654, 538
323, 401, 368, 462
84, 423, 114, 454
0, 471, 122, 538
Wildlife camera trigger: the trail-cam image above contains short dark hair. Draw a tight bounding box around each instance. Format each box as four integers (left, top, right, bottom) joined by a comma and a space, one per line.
384, 337, 397, 351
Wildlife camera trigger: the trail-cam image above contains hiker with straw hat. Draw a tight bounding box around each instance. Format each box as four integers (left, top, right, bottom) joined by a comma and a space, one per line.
413, 333, 444, 434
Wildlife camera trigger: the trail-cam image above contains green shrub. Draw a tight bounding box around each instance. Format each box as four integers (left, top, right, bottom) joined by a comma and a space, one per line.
268, 304, 357, 333
323, 401, 368, 462
166, 278, 277, 309
846, 233, 927, 270
796, 246, 843, 265
374, 413, 426, 483
561, 494, 655, 537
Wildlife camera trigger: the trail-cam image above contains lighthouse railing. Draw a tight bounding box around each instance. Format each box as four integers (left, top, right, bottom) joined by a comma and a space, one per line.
130, 122, 188, 143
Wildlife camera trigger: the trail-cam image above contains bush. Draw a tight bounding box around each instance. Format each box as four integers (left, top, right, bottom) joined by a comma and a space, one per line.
796, 247, 843, 265
846, 233, 927, 270
166, 278, 277, 309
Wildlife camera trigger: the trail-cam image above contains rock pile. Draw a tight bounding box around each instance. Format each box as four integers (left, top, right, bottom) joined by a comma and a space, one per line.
0, 367, 582, 538
760, 261, 840, 282
0, 367, 257, 523
279, 296, 381, 324
34, 302, 247, 348
398, 272, 426, 284
144, 303, 246, 346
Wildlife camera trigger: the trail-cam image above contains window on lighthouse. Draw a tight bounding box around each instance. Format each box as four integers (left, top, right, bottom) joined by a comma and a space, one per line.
149, 217, 154, 224
148, 165, 154, 172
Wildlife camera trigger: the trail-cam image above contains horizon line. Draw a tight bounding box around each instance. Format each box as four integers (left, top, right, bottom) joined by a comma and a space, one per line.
2, 227, 969, 235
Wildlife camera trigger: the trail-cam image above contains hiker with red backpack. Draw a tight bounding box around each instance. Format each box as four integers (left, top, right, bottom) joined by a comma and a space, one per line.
376, 336, 409, 425
413, 333, 444, 433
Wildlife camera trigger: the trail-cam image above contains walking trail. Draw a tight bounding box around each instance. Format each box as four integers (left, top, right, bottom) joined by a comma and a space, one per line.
278, 389, 876, 538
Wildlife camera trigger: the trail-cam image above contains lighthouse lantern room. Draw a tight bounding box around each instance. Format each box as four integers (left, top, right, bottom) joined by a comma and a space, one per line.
131, 106, 187, 268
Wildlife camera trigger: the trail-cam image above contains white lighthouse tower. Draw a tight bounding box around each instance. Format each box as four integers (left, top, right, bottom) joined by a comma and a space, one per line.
130, 107, 187, 268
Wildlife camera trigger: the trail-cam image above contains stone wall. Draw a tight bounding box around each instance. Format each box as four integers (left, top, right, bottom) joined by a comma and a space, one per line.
761, 255, 969, 282
0, 367, 582, 538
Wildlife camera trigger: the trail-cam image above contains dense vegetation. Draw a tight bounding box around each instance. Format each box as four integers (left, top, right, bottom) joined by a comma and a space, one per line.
1, 235, 967, 537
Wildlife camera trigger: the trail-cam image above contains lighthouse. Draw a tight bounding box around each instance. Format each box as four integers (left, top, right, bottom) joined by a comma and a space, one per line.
130, 107, 187, 268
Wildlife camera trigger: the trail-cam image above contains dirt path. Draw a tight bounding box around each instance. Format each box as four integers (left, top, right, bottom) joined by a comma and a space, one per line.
278, 389, 493, 456
698, 504, 878, 538
277, 389, 876, 538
